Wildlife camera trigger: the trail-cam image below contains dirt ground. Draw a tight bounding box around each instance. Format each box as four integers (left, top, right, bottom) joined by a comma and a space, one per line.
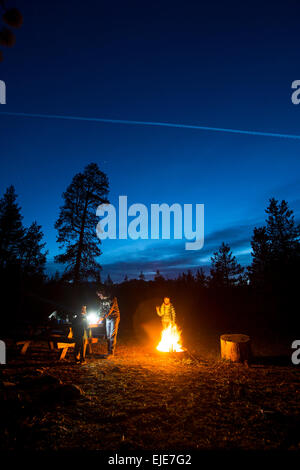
1, 334, 300, 452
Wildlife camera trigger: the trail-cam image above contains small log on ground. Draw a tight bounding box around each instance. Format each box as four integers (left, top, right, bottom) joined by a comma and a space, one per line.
220, 334, 251, 363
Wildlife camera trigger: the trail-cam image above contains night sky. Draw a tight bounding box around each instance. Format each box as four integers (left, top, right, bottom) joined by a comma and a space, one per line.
1, 0, 300, 281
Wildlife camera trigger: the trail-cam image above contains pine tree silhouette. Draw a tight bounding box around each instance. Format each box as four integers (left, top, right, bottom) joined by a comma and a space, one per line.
249, 198, 300, 287
0, 185, 24, 269
55, 163, 109, 283
210, 242, 243, 287
19, 222, 48, 276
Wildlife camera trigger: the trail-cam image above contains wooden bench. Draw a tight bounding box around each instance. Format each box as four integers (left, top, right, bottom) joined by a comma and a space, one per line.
16, 337, 74, 360
56, 339, 76, 360
16, 340, 31, 355
16, 327, 100, 360
57, 337, 99, 360
49, 335, 98, 360
48, 327, 75, 360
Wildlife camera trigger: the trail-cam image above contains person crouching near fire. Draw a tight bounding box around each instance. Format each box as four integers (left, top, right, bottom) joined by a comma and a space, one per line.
156, 296, 176, 329
96, 288, 120, 357
72, 305, 88, 364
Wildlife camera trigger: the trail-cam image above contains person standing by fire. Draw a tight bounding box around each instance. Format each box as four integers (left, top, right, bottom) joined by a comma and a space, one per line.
97, 289, 120, 357
156, 297, 176, 329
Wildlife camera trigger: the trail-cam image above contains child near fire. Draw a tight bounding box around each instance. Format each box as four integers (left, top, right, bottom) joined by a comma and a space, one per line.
156, 297, 176, 329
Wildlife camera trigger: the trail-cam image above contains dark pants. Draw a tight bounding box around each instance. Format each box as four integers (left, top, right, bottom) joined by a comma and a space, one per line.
106, 317, 119, 354
74, 336, 86, 362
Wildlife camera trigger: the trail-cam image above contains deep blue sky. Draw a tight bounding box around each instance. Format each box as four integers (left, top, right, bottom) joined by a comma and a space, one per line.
0, 0, 300, 281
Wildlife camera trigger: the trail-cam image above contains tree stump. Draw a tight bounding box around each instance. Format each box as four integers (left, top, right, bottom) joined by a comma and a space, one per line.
220, 334, 251, 363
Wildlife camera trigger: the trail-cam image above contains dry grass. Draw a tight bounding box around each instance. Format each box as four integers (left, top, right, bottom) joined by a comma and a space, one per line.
1, 337, 300, 452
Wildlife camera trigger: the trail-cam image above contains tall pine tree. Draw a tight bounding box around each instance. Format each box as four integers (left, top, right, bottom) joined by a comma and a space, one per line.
154, 269, 164, 282
249, 198, 300, 287
195, 267, 207, 287
210, 242, 244, 287
55, 163, 109, 283
0, 185, 24, 269
19, 222, 48, 277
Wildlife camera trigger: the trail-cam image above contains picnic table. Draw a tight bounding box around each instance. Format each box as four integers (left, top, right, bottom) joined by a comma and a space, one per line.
16, 323, 104, 360
49, 325, 101, 359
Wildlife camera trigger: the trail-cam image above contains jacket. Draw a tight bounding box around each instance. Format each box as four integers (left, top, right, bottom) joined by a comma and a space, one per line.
100, 297, 120, 320
72, 313, 88, 339
157, 302, 176, 324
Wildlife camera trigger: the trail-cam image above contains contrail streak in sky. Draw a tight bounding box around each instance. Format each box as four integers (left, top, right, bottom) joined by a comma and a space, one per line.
1, 111, 300, 140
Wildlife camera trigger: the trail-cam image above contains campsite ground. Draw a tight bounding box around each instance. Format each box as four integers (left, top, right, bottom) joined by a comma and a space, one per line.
1, 332, 300, 452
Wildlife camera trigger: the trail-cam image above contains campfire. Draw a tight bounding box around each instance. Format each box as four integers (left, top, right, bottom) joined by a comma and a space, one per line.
156, 323, 183, 352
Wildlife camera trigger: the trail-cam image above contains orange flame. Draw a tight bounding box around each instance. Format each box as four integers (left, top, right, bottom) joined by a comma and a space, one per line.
156, 323, 183, 352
